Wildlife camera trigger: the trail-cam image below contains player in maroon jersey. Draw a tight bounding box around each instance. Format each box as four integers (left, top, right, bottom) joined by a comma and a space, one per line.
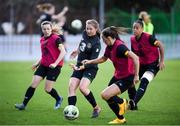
15, 21, 66, 110
128, 20, 165, 110
83, 26, 139, 124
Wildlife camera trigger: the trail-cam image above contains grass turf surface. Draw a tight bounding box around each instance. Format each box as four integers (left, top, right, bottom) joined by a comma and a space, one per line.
0, 60, 180, 125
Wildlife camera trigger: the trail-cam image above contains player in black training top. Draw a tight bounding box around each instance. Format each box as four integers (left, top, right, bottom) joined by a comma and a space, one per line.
68, 19, 101, 118
36, 3, 68, 37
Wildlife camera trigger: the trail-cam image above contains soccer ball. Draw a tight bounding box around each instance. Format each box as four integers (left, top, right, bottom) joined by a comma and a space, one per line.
63, 105, 79, 120
71, 19, 82, 30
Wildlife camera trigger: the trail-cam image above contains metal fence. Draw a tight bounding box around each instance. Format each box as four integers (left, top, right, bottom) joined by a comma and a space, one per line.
0, 34, 180, 61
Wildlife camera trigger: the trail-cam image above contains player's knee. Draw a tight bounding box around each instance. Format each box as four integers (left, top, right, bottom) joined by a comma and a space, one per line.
44, 87, 51, 93
79, 85, 87, 94
142, 71, 154, 82
31, 84, 37, 88
101, 91, 108, 101
31, 81, 39, 88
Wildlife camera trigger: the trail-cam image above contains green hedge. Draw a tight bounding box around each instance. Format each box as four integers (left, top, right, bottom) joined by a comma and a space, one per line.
105, 7, 180, 33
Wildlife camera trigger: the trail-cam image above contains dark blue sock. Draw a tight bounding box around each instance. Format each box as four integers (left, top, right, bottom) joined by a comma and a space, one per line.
23, 86, 35, 106
128, 86, 136, 100
107, 97, 124, 119
134, 78, 149, 104
84, 91, 97, 108
68, 96, 77, 105
112, 96, 124, 104
47, 88, 60, 101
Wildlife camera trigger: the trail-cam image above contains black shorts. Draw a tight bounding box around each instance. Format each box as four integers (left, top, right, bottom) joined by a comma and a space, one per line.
108, 75, 134, 93
108, 76, 119, 86
139, 60, 159, 78
71, 68, 98, 82
34, 65, 61, 81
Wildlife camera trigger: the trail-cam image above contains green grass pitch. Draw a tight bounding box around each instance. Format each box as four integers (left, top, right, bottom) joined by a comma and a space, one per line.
0, 60, 180, 125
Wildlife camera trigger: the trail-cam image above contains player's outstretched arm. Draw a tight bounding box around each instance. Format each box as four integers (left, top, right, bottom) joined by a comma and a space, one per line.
70, 50, 79, 59
52, 6, 69, 20
82, 56, 108, 65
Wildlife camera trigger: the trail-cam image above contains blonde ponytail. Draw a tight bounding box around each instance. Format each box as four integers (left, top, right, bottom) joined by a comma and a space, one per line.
52, 23, 63, 35
41, 21, 63, 35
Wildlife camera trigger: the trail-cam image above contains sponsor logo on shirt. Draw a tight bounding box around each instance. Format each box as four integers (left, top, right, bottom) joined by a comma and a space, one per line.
87, 43, 92, 49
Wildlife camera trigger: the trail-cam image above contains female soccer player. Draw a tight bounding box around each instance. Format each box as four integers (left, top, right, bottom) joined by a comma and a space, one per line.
128, 20, 165, 110
139, 11, 154, 36
15, 21, 66, 110
82, 26, 139, 124
68, 19, 101, 118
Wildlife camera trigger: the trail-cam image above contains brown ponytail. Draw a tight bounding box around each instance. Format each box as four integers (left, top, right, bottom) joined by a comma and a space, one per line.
102, 26, 129, 39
